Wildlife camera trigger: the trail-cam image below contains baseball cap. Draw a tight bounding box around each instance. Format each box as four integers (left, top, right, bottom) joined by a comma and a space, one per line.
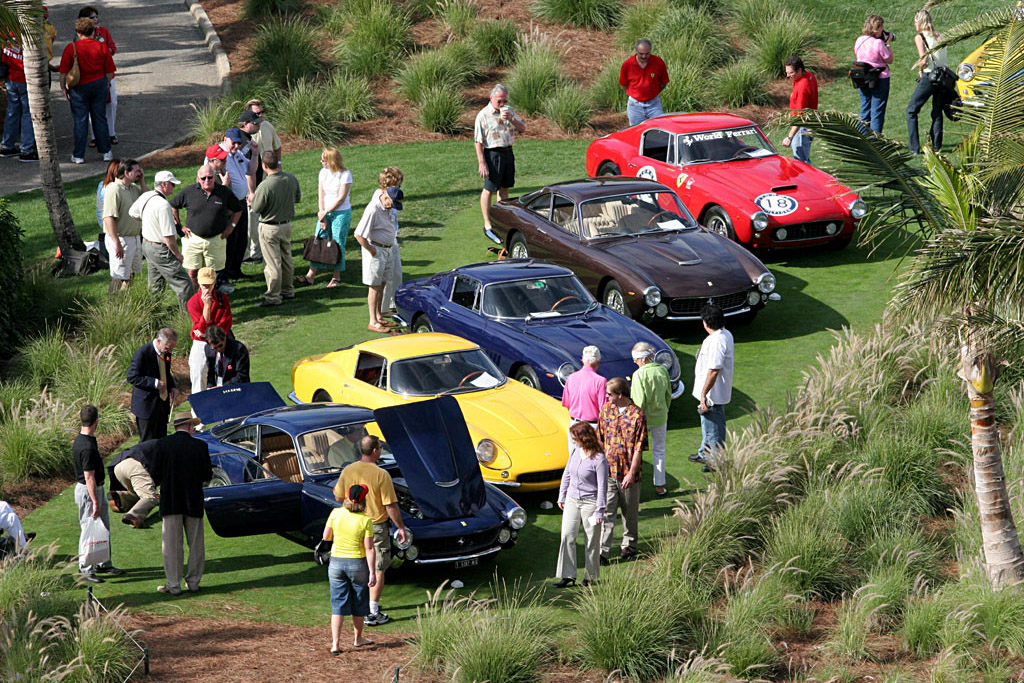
224, 128, 246, 144
238, 110, 261, 124
154, 170, 181, 185
197, 267, 217, 285
205, 144, 228, 161
386, 186, 404, 211
348, 484, 368, 503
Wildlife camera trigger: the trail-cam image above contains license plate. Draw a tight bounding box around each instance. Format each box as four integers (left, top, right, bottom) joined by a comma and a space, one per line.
454, 558, 479, 569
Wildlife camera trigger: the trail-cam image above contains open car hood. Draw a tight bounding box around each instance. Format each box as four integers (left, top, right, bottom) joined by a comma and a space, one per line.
374, 396, 487, 520
190, 382, 286, 425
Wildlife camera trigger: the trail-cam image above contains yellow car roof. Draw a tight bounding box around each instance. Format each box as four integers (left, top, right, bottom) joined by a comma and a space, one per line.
350, 333, 479, 359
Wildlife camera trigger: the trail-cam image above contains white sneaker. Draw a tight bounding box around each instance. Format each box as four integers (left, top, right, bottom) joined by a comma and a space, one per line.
71, 156, 85, 164
102, 151, 113, 162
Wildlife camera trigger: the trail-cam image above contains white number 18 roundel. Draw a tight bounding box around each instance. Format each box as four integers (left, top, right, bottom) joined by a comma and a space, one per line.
754, 193, 798, 216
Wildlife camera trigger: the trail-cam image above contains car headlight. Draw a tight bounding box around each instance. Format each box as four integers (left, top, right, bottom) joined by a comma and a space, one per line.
556, 362, 577, 386
654, 349, 680, 380
958, 63, 975, 82
498, 528, 512, 544
643, 286, 661, 307
507, 506, 527, 530
849, 199, 868, 220
393, 527, 414, 550
756, 272, 776, 294
751, 211, 769, 231
405, 544, 419, 561
476, 439, 498, 464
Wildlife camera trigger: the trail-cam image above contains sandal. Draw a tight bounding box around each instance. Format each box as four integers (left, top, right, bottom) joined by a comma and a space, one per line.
380, 320, 399, 328
295, 275, 314, 286
326, 279, 341, 288
330, 647, 342, 656
367, 323, 389, 333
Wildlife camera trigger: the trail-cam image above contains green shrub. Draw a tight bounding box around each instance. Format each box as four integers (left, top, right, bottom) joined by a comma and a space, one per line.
589, 56, 628, 110
0, 394, 74, 482
0, 199, 25, 358
78, 285, 163, 369
244, 0, 302, 20
542, 84, 593, 133
616, 0, 667, 49
60, 607, 137, 683
532, 0, 620, 29
763, 495, 852, 598
326, 73, 376, 122
416, 85, 465, 134
275, 79, 345, 144
471, 20, 519, 67
315, 1, 349, 33
55, 345, 133, 438
711, 59, 769, 107
729, 0, 780, 40
333, 0, 411, 80
398, 46, 478, 104
506, 42, 563, 116
857, 429, 951, 515
0, 380, 36, 420
251, 18, 323, 86
18, 325, 67, 388
188, 97, 244, 145
713, 576, 807, 677
747, 10, 815, 79
433, 0, 477, 39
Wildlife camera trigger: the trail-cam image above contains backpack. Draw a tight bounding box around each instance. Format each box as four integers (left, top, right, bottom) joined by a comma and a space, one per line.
51, 248, 102, 277
849, 62, 883, 90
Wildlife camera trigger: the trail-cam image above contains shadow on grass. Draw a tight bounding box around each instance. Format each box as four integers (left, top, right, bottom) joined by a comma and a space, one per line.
758, 226, 924, 269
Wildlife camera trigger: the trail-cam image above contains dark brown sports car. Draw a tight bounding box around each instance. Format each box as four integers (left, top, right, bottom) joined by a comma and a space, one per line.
486, 178, 780, 323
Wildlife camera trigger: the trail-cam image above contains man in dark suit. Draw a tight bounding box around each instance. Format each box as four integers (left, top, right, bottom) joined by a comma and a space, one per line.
203, 324, 250, 388
154, 413, 213, 596
127, 328, 178, 442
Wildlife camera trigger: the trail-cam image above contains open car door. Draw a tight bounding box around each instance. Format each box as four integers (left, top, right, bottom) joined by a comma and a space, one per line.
203, 450, 303, 537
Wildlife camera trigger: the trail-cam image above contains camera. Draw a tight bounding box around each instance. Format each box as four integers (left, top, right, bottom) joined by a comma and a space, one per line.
881, 29, 896, 43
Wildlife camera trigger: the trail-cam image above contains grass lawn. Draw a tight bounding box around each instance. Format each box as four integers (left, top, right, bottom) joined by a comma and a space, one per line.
7, 136, 906, 629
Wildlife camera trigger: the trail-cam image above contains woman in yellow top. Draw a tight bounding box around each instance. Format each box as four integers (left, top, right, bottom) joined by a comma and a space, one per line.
322, 483, 377, 654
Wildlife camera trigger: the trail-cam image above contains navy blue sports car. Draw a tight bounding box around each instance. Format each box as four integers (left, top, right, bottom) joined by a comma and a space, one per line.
192, 383, 527, 568
393, 260, 684, 400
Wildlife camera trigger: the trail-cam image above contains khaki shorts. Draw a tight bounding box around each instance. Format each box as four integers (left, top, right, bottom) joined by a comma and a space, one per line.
372, 522, 392, 572
105, 234, 143, 280
361, 244, 393, 287
182, 233, 227, 271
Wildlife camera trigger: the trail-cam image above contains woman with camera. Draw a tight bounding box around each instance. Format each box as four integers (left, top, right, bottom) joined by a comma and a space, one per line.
906, 10, 948, 154
854, 14, 895, 133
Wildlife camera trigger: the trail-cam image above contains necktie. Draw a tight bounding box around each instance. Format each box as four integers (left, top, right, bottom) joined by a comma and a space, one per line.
157, 352, 169, 401
217, 353, 226, 378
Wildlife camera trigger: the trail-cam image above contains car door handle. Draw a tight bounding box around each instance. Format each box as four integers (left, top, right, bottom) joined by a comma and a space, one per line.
627, 163, 637, 167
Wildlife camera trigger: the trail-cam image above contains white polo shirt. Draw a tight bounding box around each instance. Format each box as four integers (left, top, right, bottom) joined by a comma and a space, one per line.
692, 327, 734, 405
130, 190, 177, 243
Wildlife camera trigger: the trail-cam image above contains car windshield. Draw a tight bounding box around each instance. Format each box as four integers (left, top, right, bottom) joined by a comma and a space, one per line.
297, 422, 396, 473
579, 191, 696, 238
677, 125, 775, 164
481, 275, 596, 319
389, 349, 506, 396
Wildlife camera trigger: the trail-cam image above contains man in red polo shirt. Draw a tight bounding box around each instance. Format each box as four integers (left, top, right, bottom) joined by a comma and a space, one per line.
619, 39, 670, 127
782, 55, 818, 165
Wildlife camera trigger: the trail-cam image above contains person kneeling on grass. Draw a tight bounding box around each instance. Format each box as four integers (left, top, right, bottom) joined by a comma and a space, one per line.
323, 484, 377, 654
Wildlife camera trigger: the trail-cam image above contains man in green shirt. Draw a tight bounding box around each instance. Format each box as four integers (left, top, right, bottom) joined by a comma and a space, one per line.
251, 151, 301, 307
630, 341, 673, 496
102, 158, 146, 293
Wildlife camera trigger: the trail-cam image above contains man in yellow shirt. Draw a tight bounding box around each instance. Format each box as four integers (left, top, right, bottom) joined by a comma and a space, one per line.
333, 435, 408, 626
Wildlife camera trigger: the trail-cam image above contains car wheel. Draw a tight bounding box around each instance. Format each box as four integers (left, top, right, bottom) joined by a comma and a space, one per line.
509, 233, 529, 260
597, 162, 620, 176
704, 206, 736, 241
602, 280, 630, 318
205, 467, 231, 488
412, 314, 433, 333
312, 389, 333, 403
513, 365, 541, 389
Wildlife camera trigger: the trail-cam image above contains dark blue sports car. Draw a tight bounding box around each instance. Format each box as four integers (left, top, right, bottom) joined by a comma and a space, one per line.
192, 383, 527, 568
393, 260, 684, 400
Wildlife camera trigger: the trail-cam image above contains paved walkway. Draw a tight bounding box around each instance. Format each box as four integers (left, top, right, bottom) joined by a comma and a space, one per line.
0, 0, 222, 195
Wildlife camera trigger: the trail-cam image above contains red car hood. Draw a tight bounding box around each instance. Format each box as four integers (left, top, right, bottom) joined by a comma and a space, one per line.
688, 156, 851, 204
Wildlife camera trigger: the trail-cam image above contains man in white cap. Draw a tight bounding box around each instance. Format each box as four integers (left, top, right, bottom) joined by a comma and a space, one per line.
131, 170, 193, 310
630, 341, 673, 495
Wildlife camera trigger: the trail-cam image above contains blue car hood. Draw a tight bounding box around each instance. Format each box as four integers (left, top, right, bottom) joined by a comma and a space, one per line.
190, 382, 286, 425
510, 312, 636, 364
373, 396, 487, 520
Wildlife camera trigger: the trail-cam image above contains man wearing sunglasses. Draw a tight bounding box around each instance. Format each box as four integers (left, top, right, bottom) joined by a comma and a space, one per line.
242, 100, 282, 264
170, 165, 244, 292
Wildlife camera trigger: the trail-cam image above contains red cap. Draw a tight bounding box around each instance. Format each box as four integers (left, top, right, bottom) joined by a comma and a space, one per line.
205, 144, 228, 161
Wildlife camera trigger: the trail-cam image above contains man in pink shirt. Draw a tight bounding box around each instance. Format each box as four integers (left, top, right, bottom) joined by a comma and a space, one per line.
562, 346, 607, 451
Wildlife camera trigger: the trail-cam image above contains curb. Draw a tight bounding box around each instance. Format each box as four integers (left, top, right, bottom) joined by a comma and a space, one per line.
184, 0, 231, 86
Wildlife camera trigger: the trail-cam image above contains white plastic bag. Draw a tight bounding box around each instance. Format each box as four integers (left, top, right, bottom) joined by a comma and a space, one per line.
79, 516, 110, 568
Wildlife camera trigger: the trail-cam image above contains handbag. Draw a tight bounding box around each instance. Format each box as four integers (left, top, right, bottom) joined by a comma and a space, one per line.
928, 66, 957, 93
303, 226, 341, 265
314, 538, 331, 566
849, 62, 882, 90
65, 41, 81, 88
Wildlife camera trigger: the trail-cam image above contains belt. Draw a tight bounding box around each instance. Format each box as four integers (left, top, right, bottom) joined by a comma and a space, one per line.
570, 418, 598, 426
487, 146, 512, 152
260, 219, 290, 225
370, 240, 393, 249
143, 238, 163, 245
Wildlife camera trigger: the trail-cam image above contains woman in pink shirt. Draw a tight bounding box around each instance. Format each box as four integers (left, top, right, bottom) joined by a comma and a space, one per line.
854, 14, 894, 134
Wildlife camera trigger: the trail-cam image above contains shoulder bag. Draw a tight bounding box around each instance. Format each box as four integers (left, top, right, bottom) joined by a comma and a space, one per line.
302, 224, 341, 265
849, 62, 882, 90
65, 41, 81, 88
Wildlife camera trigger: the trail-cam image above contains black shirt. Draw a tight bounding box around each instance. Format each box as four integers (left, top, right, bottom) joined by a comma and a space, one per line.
73, 433, 105, 487
170, 183, 244, 239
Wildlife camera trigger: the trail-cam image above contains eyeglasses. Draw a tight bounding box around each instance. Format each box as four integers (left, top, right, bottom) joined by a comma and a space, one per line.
251, 110, 264, 116
494, 98, 507, 104
199, 175, 214, 180
89, 14, 98, 19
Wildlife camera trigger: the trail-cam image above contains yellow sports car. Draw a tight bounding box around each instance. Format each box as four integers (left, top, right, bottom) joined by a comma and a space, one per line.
291, 333, 570, 491
956, 3, 1024, 103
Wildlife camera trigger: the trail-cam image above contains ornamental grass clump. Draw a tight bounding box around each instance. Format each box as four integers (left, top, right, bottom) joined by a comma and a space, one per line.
78, 285, 164, 369
0, 392, 74, 482
416, 85, 465, 134
589, 56, 628, 110
60, 605, 137, 683
188, 97, 244, 146
275, 79, 345, 144
506, 38, 564, 116
712, 58, 770, 107
326, 73, 376, 122
542, 84, 593, 133
471, 20, 520, 67
762, 493, 852, 599
398, 46, 479, 104
17, 325, 66, 389
333, 0, 411, 80
747, 10, 815, 79
433, 0, 477, 40
532, 0, 621, 29
56, 344, 133, 437
244, 0, 303, 20
250, 18, 323, 86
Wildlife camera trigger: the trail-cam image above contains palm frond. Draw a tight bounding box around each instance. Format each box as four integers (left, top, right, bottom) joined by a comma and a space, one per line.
957, 309, 1024, 358
0, 0, 43, 45
929, 5, 1022, 53
793, 110, 947, 242
921, 149, 975, 232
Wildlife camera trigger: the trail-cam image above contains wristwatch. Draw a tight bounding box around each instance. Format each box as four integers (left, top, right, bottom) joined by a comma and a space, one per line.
229, 221, 237, 228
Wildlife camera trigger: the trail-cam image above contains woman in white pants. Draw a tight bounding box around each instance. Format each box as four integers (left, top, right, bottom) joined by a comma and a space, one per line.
555, 422, 608, 588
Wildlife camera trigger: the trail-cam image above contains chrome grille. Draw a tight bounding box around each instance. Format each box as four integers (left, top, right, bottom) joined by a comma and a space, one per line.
668, 291, 749, 316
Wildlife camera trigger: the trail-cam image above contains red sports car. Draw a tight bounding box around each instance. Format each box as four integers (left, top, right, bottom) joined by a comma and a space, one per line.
585, 113, 868, 249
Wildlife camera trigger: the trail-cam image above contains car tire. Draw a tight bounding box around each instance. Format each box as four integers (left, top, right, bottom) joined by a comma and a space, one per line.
704, 206, 736, 241
205, 467, 231, 488
513, 364, 541, 389
602, 280, 630, 318
597, 162, 620, 176
509, 232, 530, 260
412, 314, 433, 333
312, 389, 333, 403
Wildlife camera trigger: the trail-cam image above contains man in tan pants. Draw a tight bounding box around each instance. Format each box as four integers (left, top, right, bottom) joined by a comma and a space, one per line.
109, 439, 160, 528
251, 151, 301, 307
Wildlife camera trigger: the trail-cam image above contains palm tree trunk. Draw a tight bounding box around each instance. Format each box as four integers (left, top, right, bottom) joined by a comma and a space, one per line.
962, 345, 1024, 589
20, 4, 83, 252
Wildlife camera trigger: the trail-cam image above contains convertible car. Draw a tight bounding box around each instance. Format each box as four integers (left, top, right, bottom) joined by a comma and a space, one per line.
393, 260, 683, 399
291, 334, 569, 490
585, 113, 868, 249
192, 384, 527, 568
486, 177, 779, 322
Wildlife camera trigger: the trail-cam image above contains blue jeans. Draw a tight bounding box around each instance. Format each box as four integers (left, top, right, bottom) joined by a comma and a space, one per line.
68, 78, 110, 158
2, 81, 35, 154
699, 403, 727, 462
792, 127, 812, 164
857, 77, 890, 134
328, 556, 370, 616
626, 95, 664, 127
906, 75, 944, 154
